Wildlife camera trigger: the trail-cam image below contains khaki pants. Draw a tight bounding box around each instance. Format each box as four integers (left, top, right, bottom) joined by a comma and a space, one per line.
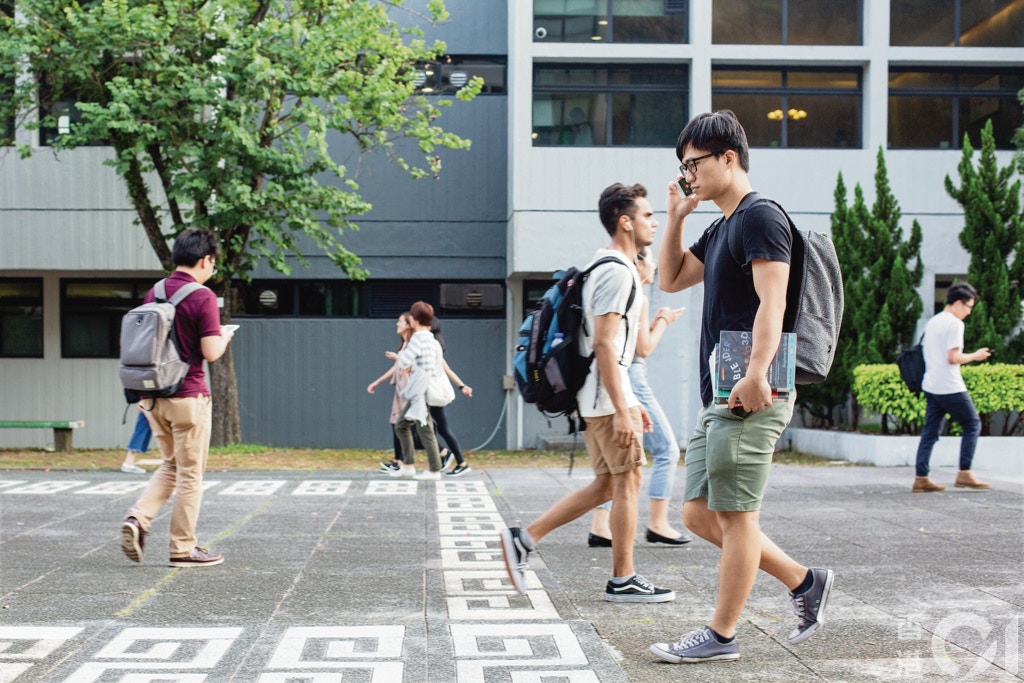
128, 395, 212, 558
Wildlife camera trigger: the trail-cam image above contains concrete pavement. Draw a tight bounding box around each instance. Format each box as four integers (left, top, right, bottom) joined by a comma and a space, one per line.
0, 462, 1021, 682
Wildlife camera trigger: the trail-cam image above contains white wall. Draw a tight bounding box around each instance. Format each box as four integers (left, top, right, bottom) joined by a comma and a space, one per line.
504, 0, 1024, 449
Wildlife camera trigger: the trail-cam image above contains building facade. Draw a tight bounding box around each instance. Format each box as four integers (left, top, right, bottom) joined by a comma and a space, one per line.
1, 0, 1022, 450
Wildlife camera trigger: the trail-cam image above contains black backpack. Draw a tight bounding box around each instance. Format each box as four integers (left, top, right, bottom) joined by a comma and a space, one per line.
119, 279, 204, 400
513, 256, 636, 418
726, 193, 844, 384
896, 336, 925, 394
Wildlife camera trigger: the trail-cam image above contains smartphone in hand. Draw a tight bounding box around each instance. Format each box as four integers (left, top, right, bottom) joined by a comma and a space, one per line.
222, 324, 239, 334
677, 178, 693, 197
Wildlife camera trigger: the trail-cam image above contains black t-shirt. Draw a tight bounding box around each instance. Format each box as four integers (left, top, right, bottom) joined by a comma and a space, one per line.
689, 193, 792, 405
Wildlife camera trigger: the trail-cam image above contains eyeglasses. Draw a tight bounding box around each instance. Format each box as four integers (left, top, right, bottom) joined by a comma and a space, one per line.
679, 153, 716, 177
965, 301, 975, 309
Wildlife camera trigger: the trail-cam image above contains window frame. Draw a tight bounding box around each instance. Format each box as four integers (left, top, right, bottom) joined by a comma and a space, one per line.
0, 277, 44, 359
712, 66, 864, 149
532, 62, 690, 148
229, 279, 506, 320
533, 0, 689, 44
712, 0, 863, 45
888, 67, 1024, 150
59, 278, 151, 359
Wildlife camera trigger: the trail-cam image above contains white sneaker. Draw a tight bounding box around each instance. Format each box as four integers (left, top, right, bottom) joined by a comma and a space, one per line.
121, 463, 147, 474
413, 470, 441, 481
389, 467, 416, 478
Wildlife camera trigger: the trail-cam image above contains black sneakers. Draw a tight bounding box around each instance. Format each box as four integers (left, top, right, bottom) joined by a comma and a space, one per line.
788, 568, 834, 644
499, 527, 532, 593
604, 575, 676, 603
120, 517, 145, 563
445, 464, 471, 477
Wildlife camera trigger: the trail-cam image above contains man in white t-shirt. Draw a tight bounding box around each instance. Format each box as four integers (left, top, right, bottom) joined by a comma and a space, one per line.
913, 282, 992, 492
501, 183, 676, 603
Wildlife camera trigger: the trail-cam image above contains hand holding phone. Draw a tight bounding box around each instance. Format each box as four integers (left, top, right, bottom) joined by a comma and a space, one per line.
677, 178, 693, 197
221, 324, 239, 335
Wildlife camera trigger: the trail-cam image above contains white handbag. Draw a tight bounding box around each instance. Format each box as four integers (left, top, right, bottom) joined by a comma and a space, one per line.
426, 345, 456, 407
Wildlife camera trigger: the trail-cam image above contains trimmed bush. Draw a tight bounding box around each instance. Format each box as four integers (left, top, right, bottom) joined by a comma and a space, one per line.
853, 364, 1024, 435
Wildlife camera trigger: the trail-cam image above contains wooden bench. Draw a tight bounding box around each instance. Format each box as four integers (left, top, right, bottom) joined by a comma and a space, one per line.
0, 420, 86, 452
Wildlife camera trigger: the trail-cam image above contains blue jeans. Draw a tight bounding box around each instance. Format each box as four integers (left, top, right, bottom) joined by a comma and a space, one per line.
915, 391, 981, 477
598, 361, 680, 510
127, 411, 153, 453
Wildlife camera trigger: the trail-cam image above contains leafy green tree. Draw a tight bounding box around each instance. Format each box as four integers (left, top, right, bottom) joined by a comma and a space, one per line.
0, 0, 480, 444
945, 119, 1024, 362
800, 151, 924, 430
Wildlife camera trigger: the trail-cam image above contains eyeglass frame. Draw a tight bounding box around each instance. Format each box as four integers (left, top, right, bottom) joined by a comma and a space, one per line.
679, 152, 717, 177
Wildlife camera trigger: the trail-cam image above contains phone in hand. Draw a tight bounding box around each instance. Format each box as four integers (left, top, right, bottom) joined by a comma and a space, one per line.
677, 178, 693, 197
221, 324, 239, 334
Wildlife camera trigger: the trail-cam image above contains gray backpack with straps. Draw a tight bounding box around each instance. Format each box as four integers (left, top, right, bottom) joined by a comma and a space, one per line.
727, 193, 845, 384
119, 279, 204, 398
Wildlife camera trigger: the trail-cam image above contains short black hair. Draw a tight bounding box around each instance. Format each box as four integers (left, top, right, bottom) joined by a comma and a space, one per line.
947, 282, 979, 306
598, 183, 647, 237
171, 228, 219, 267
676, 110, 750, 172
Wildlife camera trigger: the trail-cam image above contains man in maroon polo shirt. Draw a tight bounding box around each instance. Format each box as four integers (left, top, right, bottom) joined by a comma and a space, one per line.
120, 228, 235, 568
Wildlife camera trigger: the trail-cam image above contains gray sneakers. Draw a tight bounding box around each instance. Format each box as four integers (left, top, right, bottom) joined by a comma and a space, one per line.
650, 626, 739, 663
788, 567, 834, 644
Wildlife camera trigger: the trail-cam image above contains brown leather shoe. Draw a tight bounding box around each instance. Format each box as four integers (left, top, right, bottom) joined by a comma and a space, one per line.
912, 476, 945, 492
169, 547, 224, 568
121, 517, 145, 563
954, 470, 990, 490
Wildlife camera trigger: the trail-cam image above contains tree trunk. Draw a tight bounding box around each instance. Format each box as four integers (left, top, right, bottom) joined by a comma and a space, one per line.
209, 287, 241, 447
209, 346, 242, 447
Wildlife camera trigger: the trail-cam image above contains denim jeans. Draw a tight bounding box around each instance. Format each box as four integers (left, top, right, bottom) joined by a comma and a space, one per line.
915, 391, 981, 477
598, 361, 680, 511
127, 410, 152, 453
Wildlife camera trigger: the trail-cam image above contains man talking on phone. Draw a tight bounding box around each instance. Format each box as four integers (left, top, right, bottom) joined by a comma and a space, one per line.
650, 111, 833, 663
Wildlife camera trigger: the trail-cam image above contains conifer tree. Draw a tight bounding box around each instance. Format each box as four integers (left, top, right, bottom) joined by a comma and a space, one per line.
798, 151, 924, 429
797, 173, 861, 425
945, 119, 1024, 361
851, 148, 924, 367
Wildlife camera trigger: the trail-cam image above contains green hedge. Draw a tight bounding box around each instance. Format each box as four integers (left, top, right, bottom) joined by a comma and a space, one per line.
852, 364, 1024, 435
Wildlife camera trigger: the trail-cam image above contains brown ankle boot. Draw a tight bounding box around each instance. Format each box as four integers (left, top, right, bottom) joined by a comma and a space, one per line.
912, 476, 945, 492
954, 470, 990, 489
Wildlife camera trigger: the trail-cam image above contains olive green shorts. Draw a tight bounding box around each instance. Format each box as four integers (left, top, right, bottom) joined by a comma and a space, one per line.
683, 399, 795, 512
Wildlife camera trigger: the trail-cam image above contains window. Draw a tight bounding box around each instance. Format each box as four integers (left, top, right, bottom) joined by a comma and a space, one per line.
533, 0, 687, 43
533, 64, 688, 147
413, 56, 506, 95
888, 68, 1024, 149
933, 275, 969, 314
891, 0, 1024, 46
37, 75, 108, 147
712, 68, 862, 148
713, 0, 861, 45
229, 280, 505, 319
60, 280, 150, 358
0, 279, 43, 358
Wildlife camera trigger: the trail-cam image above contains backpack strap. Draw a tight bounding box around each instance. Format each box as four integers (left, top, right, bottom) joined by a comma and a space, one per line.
581, 256, 638, 364
168, 281, 204, 306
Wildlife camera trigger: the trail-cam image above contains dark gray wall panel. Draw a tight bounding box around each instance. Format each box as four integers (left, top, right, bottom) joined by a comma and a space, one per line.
233, 318, 507, 449
402, 0, 508, 54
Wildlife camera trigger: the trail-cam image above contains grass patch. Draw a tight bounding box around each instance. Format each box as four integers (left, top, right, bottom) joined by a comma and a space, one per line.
0, 445, 847, 471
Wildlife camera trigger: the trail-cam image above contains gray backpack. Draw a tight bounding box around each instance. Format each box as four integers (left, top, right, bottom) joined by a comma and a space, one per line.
728, 193, 845, 384
119, 279, 204, 398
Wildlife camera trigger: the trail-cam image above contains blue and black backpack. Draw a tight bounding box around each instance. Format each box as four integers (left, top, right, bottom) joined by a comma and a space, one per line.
513, 256, 636, 419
